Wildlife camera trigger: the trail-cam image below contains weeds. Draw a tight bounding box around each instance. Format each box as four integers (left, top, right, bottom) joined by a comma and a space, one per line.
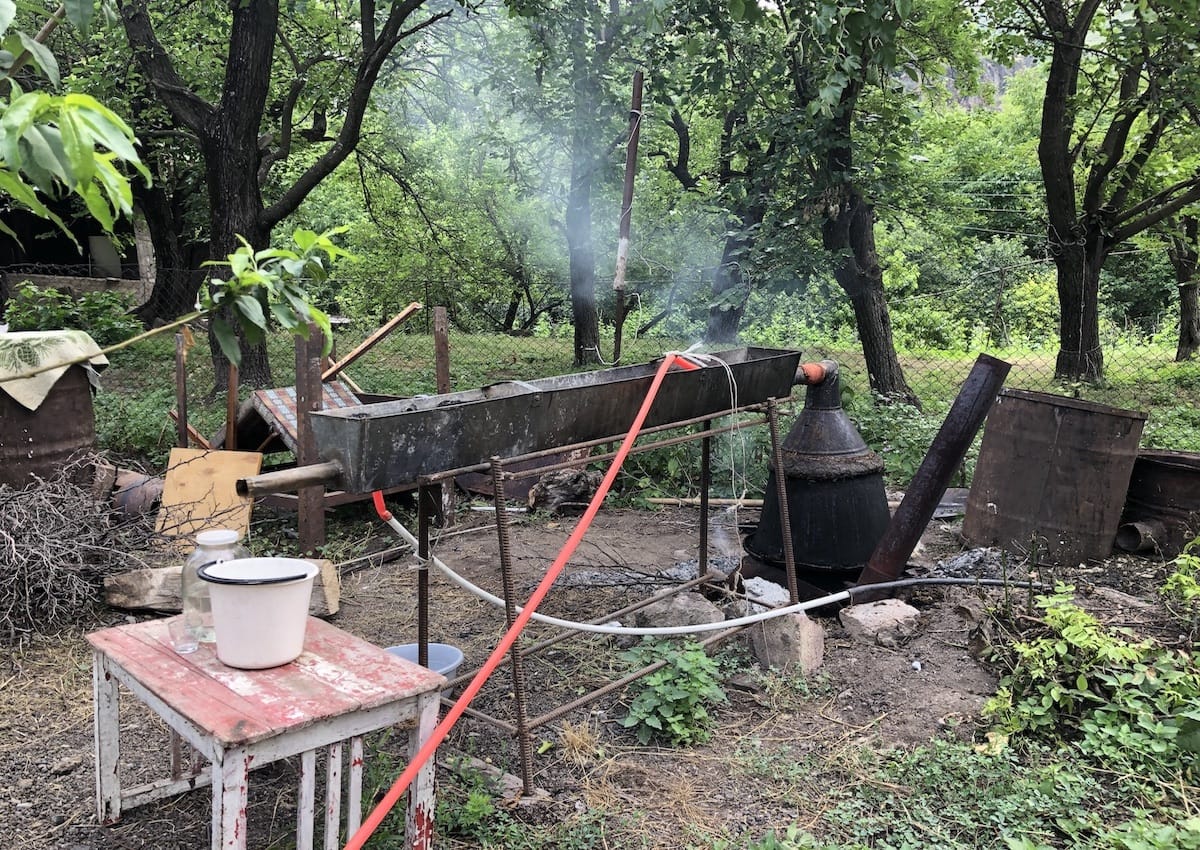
618, 639, 727, 746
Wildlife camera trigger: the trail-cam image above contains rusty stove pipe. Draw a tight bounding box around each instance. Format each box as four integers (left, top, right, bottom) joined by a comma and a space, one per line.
857, 353, 1011, 587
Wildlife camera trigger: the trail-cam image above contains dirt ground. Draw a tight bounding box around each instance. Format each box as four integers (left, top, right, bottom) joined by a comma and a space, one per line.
0, 503, 1182, 849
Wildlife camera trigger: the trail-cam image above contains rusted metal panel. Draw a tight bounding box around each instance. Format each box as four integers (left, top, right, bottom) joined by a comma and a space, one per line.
962, 386, 1145, 566
311, 347, 802, 493
0, 364, 95, 488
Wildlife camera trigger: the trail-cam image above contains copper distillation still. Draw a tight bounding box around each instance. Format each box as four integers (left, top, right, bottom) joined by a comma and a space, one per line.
742, 360, 891, 594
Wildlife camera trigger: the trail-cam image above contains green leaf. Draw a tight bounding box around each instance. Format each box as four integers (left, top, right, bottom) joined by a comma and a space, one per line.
57, 109, 94, 185
17, 31, 57, 86
234, 294, 267, 330
63, 0, 95, 35
210, 318, 241, 367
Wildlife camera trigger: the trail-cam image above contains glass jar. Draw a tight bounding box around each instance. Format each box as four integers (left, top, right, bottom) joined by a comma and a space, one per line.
181, 529, 249, 644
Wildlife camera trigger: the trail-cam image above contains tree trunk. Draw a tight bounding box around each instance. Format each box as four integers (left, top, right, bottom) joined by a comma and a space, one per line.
1171, 217, 1200, 361
131, 181, 206, 326
1051, 239, 1105, 381
823, 186, 918, 404
567, 157, 600, 365
705, 221, 756, 344
566, 66, 600, 366
202, 1, 279, 392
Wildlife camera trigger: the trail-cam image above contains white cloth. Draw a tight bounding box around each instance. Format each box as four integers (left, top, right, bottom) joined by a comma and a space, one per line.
0, 330, 108, 411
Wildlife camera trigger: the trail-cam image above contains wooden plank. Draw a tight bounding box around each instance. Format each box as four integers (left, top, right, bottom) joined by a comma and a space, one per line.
324, 742, 342, 850
87, 622, 276, 744
168, 410, 214, 450
321, 302, 421, 381
154, 448, 262, 543
103, 559, 340, 618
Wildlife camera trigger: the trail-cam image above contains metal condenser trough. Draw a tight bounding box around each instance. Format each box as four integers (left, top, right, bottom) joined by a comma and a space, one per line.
308, 347, 801, 493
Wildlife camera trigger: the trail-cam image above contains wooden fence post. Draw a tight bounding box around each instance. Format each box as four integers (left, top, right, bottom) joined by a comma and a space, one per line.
434, 306, 455, 525
296, 324, 326, 555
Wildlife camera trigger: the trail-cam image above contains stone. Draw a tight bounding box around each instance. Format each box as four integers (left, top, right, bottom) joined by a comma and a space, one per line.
750, 612, 824, 674
631, 593, 725, 629
839, 599, 921, 646
741, 576, 792, 612
49, 754, 83, 776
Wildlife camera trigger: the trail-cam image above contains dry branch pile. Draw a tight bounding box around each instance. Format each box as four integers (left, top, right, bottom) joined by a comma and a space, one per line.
0, 457, 156, 644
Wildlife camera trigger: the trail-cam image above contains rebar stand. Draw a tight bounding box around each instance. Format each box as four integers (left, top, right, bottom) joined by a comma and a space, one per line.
490, 457, 536, 795
411, 398, 797, 791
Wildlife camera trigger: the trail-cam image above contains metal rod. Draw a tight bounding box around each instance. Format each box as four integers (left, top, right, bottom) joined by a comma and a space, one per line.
858, 353, 1012, 586
237, 461, 343, 497
699, 422, 711, 578
414, 407, 776, 486
490, 457, 535, 794
417, 485, 436, 668
768, 398, 800, 605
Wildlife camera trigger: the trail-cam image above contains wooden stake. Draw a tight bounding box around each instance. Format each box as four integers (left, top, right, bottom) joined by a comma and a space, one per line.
434, 307, 455, 526
174, 333, 188, 449
612, 69, 644, 365
225, 362, 238, 450
296, 323, 326, 555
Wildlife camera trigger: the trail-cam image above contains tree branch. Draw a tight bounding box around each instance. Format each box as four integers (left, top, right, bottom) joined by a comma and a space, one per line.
265, 1, 453, 227
1112, 178, 1200, 243
116, 0, 215, 132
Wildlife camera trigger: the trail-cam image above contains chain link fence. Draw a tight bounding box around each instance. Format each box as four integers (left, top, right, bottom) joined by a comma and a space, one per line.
5, 265, 1197, 467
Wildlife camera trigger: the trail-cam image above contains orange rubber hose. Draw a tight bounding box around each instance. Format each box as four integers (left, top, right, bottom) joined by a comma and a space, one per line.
345, 352, 700, 850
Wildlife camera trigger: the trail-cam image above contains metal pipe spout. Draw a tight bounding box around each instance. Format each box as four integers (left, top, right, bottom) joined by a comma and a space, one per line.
236, 461, 344, 497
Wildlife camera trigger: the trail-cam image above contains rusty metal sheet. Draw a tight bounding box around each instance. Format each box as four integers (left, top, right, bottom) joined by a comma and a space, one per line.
251, 382, 362, 453
311, 347, 802, 493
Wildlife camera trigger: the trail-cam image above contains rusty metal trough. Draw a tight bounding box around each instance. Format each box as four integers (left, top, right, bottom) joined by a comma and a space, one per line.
304, 347, 801, 493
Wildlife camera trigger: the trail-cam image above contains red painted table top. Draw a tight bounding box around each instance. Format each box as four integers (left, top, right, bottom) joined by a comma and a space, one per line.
87, 617, 445, 747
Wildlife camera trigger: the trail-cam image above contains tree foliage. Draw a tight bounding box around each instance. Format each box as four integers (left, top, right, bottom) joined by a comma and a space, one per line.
0, 0, 148, 243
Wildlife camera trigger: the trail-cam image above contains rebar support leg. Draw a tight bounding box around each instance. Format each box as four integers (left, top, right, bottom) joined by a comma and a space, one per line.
699, 423, 712, 577
490, 457, 536, 795
417, 484, 438, 668
768, 399, 800, 605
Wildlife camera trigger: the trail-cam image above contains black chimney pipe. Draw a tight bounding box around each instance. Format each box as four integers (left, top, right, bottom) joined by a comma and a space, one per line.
857, 353, 1011, 586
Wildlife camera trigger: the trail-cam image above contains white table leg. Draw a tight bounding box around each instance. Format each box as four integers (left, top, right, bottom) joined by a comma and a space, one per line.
347, 736, 364, 836
324, 742, 342, 850
93, 650, 121, 824
297, 749, 317, 850
405, 692, 440, 850
214, 746, 250, 850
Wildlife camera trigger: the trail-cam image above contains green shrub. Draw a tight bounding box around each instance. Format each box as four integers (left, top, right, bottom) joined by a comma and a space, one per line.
984, 585, 1200, 788
1162, 538, 1200, 602
4, 283, 142, 346
619, 640, 727, 746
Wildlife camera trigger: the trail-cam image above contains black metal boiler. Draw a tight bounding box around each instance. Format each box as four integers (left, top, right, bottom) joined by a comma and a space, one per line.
744, 360, 891, 585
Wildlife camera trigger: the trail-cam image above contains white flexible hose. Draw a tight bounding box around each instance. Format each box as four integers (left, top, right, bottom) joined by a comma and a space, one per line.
384, 514, 850, 636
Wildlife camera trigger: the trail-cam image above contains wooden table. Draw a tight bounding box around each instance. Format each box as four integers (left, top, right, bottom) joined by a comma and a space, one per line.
88, 616, 445, 850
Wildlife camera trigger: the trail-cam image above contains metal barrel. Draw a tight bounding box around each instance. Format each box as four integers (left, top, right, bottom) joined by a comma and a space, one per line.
1116, 450, 1200, 558
962, 389, 1147, 566
0, 365, 97, 489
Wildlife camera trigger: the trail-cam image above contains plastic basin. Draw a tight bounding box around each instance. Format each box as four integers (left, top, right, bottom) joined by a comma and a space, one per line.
385, 643, 463, 696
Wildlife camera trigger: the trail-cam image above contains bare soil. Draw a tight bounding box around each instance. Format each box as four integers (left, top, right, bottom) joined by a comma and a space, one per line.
0, 504, 1182, 849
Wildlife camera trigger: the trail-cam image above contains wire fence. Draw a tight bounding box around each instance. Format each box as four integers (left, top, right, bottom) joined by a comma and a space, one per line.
5, 266, 1198, 464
